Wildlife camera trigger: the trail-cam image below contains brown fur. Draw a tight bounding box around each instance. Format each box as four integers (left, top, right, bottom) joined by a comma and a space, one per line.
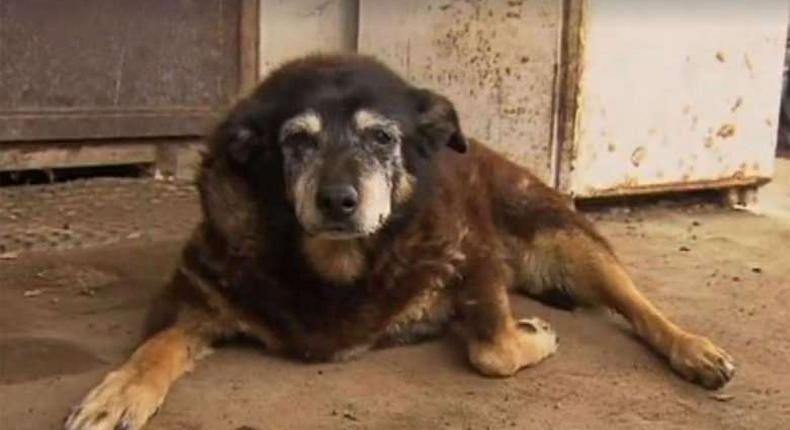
66, 55, 734, 430
302, 236, 367, 285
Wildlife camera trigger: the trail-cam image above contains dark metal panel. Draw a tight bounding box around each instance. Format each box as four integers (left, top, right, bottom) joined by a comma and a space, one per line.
0, 0, 241, 142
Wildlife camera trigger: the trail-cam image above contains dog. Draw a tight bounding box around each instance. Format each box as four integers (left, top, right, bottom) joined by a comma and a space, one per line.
65, 54, 735, 430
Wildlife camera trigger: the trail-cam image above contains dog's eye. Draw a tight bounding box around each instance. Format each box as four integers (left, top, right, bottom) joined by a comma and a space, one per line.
372, 129, 395, 146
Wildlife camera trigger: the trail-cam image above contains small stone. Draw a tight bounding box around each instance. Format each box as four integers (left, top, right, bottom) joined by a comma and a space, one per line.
78, 287, 97, 297
0, 251, 20, 260
24, 288, 44, 298
751, 267, 763, 274
679, 246, 691, 252
709, 393, 735, 402
732, 276, 741, 282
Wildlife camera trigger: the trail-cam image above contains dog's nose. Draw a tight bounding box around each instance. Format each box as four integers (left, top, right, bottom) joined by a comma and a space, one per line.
317, 184, 359, 220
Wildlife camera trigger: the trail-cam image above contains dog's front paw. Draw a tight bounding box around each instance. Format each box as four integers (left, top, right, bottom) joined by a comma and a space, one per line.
65, 367, 164, 430
669, 333, 735, 390
468, 317, 558, 377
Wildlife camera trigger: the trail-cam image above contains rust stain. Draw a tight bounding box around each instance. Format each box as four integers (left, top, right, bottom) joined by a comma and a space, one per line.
730, 97, 743, 112
630, 146, 646, 167
716, 123, 736, 139
744, 54, 755, 77
580, 176, 770, 199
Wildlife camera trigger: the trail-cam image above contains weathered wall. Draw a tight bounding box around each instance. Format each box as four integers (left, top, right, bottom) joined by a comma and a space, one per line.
570, 0, 789, 197
255, 1, 789, 196
258, 0, 358, 75
358, 0, 562, 183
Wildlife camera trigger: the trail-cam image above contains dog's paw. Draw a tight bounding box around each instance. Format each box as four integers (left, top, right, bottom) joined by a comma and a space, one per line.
468, 317, 558, 377
64, 368, 164, 430
669, 333, 735, 390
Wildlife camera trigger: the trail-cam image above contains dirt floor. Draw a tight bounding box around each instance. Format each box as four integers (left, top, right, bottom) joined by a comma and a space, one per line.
2, 160, 790, 430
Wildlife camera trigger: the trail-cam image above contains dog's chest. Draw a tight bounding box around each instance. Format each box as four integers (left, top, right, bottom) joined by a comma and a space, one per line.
302, 236, 367, 285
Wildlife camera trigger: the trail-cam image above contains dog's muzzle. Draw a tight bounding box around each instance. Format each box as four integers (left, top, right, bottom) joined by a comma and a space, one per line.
316, 183, 359, 223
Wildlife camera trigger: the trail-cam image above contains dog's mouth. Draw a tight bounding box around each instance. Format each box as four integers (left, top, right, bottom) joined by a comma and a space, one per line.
305, 223, 369, 240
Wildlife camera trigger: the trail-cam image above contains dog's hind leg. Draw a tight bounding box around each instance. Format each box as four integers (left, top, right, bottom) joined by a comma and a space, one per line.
518, 229, 735, 389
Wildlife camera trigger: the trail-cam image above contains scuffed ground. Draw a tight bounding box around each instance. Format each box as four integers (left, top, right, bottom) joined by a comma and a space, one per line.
1, 161, 789, 430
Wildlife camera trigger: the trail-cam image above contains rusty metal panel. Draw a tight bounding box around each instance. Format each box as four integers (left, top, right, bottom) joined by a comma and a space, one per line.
258, 0, 358, 75
569, 0, 790, 197
358, 0, 562, 183
0, 0, 241, 142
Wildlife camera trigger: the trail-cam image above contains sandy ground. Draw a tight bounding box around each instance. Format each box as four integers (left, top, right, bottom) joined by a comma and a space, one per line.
2, 160, 790, 430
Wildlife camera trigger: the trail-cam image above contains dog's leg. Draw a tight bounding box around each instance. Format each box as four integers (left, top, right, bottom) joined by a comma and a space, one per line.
459, 258, 558, 377
521, 230, 735, 389
64, 317, 225, 430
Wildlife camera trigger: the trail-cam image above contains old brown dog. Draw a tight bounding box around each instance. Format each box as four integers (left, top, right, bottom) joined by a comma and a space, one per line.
66, 55, 735, 430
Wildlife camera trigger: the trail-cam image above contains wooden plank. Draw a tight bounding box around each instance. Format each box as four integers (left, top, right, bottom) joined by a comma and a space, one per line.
240, 0, 261, 94
0, 111, 217, 141
156, 141, 205, 180
0, 142, 157, 171
554, 0, 586, 193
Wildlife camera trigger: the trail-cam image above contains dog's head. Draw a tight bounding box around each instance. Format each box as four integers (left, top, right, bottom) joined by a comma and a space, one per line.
209, 55, 466, 239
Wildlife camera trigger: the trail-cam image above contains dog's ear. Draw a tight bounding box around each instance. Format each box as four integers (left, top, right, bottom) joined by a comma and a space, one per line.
213, 98, 272, 165
411, 88, 468, 154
